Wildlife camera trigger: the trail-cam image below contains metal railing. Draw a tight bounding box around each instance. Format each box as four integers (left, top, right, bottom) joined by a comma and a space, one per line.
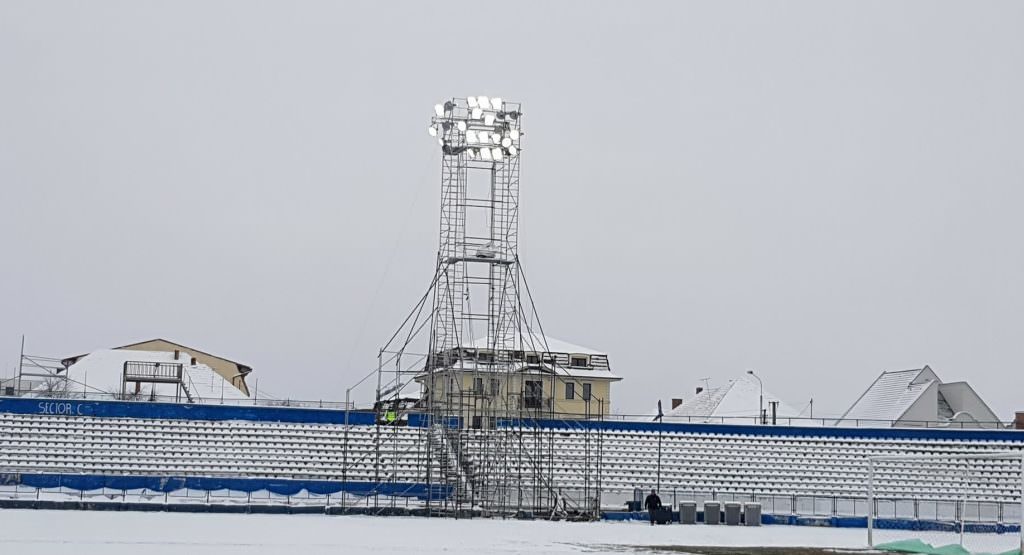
0, 390, 354, 410
0, 387, 1016, 429
602, 487, 1022, 524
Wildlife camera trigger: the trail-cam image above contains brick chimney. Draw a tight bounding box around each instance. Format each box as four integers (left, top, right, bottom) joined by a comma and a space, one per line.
1015, 412, 1024, 430
671, 398, 682, 409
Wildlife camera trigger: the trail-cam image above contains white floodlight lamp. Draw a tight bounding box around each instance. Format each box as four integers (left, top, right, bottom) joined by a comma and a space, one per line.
484, 113, 495, 126
467, 96, 478, 108
491, 97, 502, 110
457, 120, 467, 132
467, 149, 476, 159
471, 107, 483, 119
477, 96, 491, 110
490, 132, 501, 143
437, 138, 445, 146
480, 147, 492, 161
477, 132, 489, 145
508, 145, 518, 156
428, 126, 438, 137
501, 137, 512, 148
510, 129, 520, 141
466, 130, 478, 144
491, 147, 502, 160
434, 104, 444, 117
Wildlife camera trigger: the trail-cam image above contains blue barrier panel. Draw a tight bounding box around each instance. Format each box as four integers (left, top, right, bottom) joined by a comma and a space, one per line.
2, 472, 451, 501
497, 417, 1024, 443
0, 397, 379, 425
4, 396, 1023, 442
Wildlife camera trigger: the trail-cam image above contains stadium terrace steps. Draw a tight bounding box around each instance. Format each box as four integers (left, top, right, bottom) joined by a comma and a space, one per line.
1, 398, 1023, 512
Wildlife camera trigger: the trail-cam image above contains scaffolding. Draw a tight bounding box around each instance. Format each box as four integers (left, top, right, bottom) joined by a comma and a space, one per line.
373, 97, 605, 519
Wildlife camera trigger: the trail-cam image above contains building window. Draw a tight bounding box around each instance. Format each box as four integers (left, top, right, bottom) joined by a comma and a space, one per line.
565, 382, 575, 400
525, 353, 540, 365
471, 415, 483, 429
489, 378, 500, 396
473, 377, 484, 395
570, 356, 589, 368
582, 383, 592, 401
487, 416, 496, 429
524, 380, 542, 409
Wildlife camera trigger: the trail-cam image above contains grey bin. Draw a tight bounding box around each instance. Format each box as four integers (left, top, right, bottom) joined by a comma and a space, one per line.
724, 502, 742, 526
703, 501, 721, 525
679, 501, 697, 525
743, 503, 762, 526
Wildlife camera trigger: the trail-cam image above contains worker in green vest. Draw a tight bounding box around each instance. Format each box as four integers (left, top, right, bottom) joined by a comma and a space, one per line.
385, 410, 397, 425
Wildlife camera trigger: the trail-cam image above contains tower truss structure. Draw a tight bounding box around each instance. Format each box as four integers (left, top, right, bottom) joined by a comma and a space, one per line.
374, 97, 603, 519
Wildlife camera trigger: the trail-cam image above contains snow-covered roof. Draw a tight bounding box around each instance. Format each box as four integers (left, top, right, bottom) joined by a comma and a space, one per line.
34, 349, 249, 403
417, 358, 621, 380
665, 375, 799, 420
467, 332, 604, 356
838, 367, 936, 423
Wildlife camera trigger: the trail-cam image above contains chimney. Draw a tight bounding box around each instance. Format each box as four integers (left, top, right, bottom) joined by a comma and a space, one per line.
1015, 412, 1024, 430
695, 387, 704, 395
174, 349, 180, 360
671, 398, 682, 410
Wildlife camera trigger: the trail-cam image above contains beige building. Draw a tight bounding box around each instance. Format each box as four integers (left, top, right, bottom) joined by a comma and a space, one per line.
62, 338, 252, 396
415, 334, 621, 427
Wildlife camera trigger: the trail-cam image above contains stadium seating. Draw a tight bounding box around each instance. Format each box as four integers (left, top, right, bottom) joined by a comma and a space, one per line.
1, 404, 1022, 513
0, 412, 438, 485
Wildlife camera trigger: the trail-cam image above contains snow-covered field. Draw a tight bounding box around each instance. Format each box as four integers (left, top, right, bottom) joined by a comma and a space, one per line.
0, 510, 876, 554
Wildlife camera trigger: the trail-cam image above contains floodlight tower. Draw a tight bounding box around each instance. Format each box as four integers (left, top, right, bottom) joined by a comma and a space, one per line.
425, 96, 523, 390
422, 97, 523, 513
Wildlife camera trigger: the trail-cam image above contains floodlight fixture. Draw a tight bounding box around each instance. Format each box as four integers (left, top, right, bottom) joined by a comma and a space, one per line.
466, 130, 478, 144
428, 126, 438, 137
467, 96, 478, 108
467, 149, 476, 159
471, 107, 483, 119
434, 104, 444, 117
437, 138, 445, 146
490, 132, 501, 144
491, 97, 502, 110
508, 145, 518, 156
478, 96, 491, 110
491, 147, 502, 160
509, 129, 520, 141
484, 113, 495, 126
480, 147, 492, 161
457, 120, 467, 132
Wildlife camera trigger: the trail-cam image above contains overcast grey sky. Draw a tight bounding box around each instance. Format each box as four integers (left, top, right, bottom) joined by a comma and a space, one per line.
1, 1, 1022, 418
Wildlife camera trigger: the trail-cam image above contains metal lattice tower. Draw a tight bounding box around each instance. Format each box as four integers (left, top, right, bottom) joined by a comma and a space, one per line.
373, 97, 602, 519
424, 98, 523, 514
427, 97, 522, 366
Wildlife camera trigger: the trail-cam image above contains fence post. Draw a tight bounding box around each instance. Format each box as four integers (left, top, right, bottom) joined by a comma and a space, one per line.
867, 459, 874, 548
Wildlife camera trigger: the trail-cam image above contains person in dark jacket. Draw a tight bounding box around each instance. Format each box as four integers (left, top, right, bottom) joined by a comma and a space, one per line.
644, 489, 662, 525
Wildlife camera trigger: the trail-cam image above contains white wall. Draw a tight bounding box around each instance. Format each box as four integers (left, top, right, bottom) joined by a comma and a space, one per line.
938, 382, 1002, 424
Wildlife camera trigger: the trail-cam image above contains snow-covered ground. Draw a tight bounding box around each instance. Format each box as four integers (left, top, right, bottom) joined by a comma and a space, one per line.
0, 509, 876, 554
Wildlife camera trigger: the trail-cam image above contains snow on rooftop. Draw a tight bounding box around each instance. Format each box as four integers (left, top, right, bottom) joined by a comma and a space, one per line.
35, 349, 249, 403
468, 332, 604, 356
421, 358, 621, 380
666, 374, 799, 420
839, 367, 935, 423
